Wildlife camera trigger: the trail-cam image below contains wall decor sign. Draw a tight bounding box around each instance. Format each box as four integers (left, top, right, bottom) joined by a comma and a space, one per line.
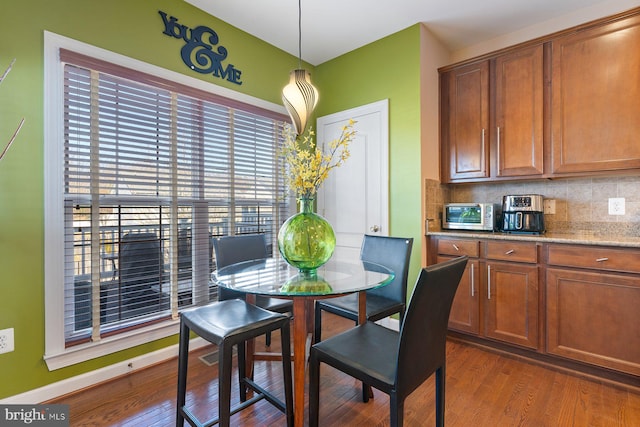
159, 10, 242, 85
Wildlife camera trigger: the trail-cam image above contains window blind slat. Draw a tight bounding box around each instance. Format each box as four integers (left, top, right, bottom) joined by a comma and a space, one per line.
61, 53, 291, 346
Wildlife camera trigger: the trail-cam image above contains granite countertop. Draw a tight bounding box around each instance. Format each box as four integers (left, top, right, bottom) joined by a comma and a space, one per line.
426, 230, 640, 248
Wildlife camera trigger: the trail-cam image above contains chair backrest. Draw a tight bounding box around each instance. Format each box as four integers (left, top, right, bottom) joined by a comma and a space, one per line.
119, 232, 164, 288
360, 234, 413, 303
212, 234, 268, 269
177, 227, 192, 270
395, 256, 468, 396
211, 234, 268, 301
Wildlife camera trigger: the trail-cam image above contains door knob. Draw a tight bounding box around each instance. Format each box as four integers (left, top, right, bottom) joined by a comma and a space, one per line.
370, 225, 380, 232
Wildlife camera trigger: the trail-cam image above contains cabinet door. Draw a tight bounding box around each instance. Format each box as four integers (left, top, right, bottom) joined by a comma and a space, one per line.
494, 45, 544, 177
442, 61, 490, 181
551, 14, 640, 174
546, 268, 640, 376
484, 262, 539, 349
440, 256, 480, 334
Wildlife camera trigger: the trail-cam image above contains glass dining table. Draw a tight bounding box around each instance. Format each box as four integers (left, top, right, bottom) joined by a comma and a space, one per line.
213, 257, 394, 427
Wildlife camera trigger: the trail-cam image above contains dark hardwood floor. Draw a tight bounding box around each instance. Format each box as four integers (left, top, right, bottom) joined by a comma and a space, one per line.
48, 313, 640, 426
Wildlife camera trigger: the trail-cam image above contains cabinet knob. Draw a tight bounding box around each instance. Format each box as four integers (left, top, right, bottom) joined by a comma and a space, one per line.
505, 249, 515, 255
453, 244, 460, 251
595, 257, 609, 262
369, 225, 380, 232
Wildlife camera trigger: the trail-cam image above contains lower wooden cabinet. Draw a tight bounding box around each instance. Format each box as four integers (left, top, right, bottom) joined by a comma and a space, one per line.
546, 243, 640, 377
440, 256, 480, 334
546, 267, 640, 376
431, 235, 640, 381
436, 238, 540, 350
485, 261, 539, 349
436, 238, 482, 334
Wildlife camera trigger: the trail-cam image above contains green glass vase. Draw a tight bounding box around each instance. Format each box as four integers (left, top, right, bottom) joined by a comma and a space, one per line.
277, 197, 336, 276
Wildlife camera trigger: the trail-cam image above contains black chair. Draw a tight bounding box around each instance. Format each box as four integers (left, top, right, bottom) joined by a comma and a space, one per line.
212, 234, 294, 346
177, 226, 192, 273
309, 256, 468, 427
314, 234, 413, 343
116, 232, 168, 319
177, 299, 294, 427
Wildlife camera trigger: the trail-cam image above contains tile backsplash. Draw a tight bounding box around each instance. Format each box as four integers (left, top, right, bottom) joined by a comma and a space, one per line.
425, 176, 640, 236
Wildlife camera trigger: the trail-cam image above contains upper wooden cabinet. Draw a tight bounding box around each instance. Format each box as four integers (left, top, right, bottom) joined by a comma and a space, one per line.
551, 14, 640, 174
441, 61, 490, 181
440, 45, 544, 183
439, 8, 640, 183
494, 45, 544, 177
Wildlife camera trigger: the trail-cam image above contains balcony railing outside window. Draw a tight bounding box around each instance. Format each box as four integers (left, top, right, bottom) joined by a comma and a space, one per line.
68, 202, 283, 343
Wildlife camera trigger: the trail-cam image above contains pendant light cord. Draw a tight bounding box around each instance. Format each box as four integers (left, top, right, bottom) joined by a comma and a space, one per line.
298, 0, 302, 69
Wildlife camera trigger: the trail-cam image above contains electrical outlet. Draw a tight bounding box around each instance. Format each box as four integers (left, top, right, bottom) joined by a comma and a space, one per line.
608, 197, 625, 215
0, 328, 15, 354
543, 199, 556, 214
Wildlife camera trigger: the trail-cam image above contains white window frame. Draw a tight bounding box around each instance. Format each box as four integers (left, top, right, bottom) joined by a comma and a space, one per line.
43, 31, 289, 370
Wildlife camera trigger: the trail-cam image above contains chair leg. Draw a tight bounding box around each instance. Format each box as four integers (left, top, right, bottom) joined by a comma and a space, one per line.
176, 320, 190, 427
435, 365, 445, 427
280, 321, 294, 427
308, 350, 321, 427
350, 317, 374, 402
237, 341, 247, 402
389, 392, 403, 427
362, 382, 373, 403
358, 310, 373, 402
313, 303, 322, 343
218, 343, 233, 427
265, 331, 272, 346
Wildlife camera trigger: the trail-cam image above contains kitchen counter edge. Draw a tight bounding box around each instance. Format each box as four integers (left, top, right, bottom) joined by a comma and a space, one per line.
426, 230, 640, 248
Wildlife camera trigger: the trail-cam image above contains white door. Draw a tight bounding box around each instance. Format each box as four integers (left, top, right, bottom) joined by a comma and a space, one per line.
317, 100, 389, 263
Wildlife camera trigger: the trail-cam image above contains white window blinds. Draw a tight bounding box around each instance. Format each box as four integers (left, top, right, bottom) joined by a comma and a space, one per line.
61, 49, 290, 346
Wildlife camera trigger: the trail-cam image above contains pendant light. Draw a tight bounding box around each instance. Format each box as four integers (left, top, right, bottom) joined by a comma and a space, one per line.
282, 0, 318, 137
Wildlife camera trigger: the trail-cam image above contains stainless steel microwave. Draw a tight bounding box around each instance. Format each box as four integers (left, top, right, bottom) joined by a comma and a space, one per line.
442, 203, 501, 231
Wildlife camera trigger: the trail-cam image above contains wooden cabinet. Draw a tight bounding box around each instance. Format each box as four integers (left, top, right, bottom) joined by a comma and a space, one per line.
441, 61, 490, 182
546, 244, 640, 376
430, 234, 640, 381
551, 14, 640, 174
440, 45, 544, 183
435, 237, 540, 349
440, 9, 640, 182
436, 238, 481, 334
494, 45, 544, 177
484, 241, 539, 349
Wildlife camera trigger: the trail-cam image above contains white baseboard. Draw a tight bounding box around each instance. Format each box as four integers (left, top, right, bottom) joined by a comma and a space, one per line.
0, 337, 210, 404
3, 317, 401, 404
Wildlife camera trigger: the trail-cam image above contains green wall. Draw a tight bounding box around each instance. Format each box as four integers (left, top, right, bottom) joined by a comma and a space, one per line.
0, 0, 303, 399
314, 25, 423, 294
0, 0, 423, 399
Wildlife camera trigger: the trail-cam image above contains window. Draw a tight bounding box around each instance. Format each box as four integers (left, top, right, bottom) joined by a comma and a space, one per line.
44, 33, 292, 369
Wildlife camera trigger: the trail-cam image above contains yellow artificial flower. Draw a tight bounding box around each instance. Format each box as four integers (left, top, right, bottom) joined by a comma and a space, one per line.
280, 120, 356, 200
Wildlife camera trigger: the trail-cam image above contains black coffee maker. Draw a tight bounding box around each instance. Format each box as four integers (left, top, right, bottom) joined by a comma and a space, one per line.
500, 194, 545, 234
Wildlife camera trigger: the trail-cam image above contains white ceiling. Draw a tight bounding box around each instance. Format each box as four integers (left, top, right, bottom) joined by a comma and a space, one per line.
185, 0, 638, 65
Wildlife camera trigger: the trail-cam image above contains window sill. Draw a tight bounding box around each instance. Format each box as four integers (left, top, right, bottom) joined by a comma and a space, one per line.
44, 318, 180, 371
